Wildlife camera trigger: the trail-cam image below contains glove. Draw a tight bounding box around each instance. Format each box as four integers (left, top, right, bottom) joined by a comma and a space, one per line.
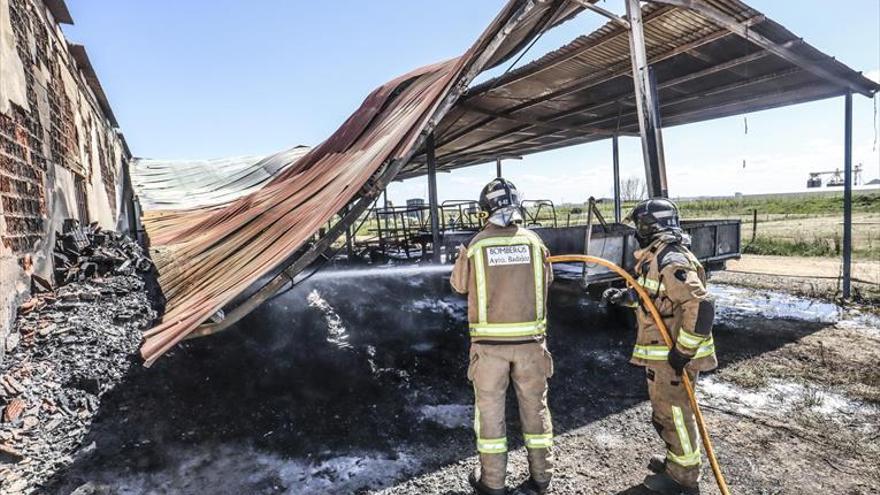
668, 348, 691, 376
602, 288, 626, 305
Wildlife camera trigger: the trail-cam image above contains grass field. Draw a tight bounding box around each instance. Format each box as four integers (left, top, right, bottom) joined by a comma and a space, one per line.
554, 189, 880, 259
345, 190, 880, 260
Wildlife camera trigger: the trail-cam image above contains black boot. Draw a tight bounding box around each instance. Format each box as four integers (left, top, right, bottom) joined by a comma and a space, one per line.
521, 476, 551, 494
643, 472, 700, 495
469, 467, 507, 495
647, 454, 666, 474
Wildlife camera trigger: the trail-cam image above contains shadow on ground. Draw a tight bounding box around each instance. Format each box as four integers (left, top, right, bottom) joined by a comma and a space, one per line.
45, 268, 831, 494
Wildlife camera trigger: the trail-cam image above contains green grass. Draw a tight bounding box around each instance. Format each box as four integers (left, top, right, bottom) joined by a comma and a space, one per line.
555, 190, 880, 218
743, 235, 839, 257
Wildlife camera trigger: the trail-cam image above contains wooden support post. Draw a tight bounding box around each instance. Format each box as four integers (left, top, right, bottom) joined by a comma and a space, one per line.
751, 208, 757, 242
625, 0, 668, 198
427, 133, 442, 263
843, 92, 853, 298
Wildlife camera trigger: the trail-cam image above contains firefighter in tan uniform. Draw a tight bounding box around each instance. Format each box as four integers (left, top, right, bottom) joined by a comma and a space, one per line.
604, 198, 717, 495
450, 178, 554, 495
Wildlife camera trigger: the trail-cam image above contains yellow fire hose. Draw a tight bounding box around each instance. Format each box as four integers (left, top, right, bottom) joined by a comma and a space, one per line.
548, 254, 731, 495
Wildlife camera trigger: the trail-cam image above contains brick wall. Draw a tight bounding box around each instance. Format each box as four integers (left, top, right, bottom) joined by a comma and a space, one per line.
0, 0, 131, 359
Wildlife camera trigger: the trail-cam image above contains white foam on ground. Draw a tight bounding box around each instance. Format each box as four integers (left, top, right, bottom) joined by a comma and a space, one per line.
700, 377, 876, 420
75, 444, 419, 494
839, 313, 880, 336
584, 349, 626, 368
417, 404, 474, 429
711, 285, 842, 323
410, 297, 468, 318
591, 431, 627, 449
306, 289, 352, 349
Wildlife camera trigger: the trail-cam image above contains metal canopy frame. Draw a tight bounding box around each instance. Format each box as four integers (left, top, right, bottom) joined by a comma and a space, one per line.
196, 0, 877, 339
406, 0, 877, 298
397, 0, 877, 182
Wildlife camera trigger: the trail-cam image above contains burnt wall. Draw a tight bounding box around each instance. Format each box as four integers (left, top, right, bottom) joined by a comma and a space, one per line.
0, 0, 131, 361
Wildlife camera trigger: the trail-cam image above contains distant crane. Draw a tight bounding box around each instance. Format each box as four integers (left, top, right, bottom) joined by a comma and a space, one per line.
806, 163, 862, 188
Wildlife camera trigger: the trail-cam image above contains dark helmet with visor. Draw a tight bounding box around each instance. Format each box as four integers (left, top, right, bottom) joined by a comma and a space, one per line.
627, 197, 682, 247
479, 178, 522, 227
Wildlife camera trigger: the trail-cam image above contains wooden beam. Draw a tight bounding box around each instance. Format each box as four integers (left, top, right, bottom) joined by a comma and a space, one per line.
649, 0, 876, 97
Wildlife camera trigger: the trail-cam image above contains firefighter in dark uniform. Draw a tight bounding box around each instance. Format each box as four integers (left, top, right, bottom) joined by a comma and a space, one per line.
604, 198, 717, 495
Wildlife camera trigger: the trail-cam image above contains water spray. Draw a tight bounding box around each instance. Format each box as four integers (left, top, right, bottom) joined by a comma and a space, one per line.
548, 254, 731, 495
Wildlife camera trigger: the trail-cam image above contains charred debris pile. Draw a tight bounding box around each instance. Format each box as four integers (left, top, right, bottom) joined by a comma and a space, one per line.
0, 221, 156, 493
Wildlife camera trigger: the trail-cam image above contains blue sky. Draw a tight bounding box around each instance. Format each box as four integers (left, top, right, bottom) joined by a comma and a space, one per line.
64, 1, 879, 204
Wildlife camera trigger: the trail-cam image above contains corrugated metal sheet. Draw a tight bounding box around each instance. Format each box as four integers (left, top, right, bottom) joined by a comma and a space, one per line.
139, 0, 588, 365
131, 146, 309, 210
400, 0, 880, 176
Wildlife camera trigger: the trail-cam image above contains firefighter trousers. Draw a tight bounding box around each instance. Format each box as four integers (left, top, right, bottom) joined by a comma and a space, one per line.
647, 364, 702, 488
467, 341, 554, 490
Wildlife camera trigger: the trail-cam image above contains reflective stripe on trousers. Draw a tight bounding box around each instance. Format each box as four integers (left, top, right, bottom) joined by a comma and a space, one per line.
474, 390, 508, 454
524, 432, 553, 449
669, 406, 701, 467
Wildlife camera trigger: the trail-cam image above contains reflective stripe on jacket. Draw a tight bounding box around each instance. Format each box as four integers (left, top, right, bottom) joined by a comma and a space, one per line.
450, 224, 552, 342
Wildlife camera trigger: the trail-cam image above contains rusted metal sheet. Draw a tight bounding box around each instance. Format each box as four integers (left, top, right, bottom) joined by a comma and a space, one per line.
139, 0, 589, 365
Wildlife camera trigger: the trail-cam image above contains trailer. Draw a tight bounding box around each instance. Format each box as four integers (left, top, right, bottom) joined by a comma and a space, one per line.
357, 198, 741, 292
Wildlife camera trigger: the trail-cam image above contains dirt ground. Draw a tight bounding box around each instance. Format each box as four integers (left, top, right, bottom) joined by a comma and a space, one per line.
27, 265, 878, 495
715, 254, 880, 303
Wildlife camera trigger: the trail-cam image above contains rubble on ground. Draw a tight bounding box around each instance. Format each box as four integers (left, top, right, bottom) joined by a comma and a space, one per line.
0, 224, 155, 494
52, 220, 152, 287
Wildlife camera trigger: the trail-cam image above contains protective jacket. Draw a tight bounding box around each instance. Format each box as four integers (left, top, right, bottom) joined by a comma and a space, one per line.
450, 223, 555, 491
451, 224, 553, 342
630, 236, 717, 372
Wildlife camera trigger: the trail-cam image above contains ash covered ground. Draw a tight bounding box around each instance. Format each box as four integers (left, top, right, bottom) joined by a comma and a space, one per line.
0, 275, 156, 494
6, 265, 879, 494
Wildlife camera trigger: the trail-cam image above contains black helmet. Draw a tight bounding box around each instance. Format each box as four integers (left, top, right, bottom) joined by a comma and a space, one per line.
627, 197, 682, 247
479, 178, 522, 227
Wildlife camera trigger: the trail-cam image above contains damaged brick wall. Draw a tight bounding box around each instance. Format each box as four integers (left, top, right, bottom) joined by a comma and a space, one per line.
1, 0, 131, 361
1, 0, 48, 253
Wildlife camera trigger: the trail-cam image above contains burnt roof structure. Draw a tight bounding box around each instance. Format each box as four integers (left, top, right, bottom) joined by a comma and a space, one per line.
136, 0, 878, 361
397, 0, 878, 177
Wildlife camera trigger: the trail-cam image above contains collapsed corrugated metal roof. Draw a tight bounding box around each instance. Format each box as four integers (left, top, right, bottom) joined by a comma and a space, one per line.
396, 0, 879, 176
139, 0, 587, 365
137, 0, 878, 364
131, 146, 310, 211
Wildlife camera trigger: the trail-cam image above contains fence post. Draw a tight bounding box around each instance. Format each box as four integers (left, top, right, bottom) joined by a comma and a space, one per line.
751, 208, 757, 242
